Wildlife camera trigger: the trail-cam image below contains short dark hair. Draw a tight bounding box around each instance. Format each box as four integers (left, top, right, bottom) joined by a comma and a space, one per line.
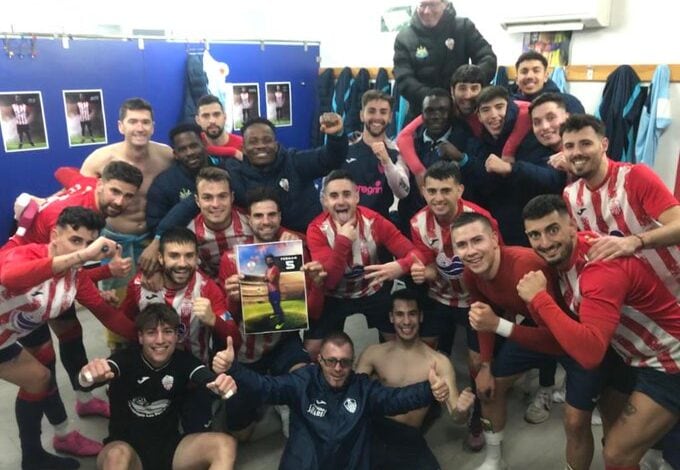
242, 117, 276, 136
101, 161, 143, 189
424, 160, 462, 185
56, 206, 106, 233
560, 114, 606, 138
159, 226, 198, 253
529, 92, 567, 116
361, 90, 394, 110
450, 64, 486, 88
451, 211, 494, 232
135, 303, 180, 332
196, 166, 231, 191
169, 122, 203, 145
323, 169, 357, 191
476, 86, 509, 109
391, 288, 421, 311
246, 186, 281, 213
423, 88, 453, 108
320, 331, 355, 355
119, 97, 153, 121
522, 194, 569, 221
515, 50, 548, 70
197, 94, 224, 112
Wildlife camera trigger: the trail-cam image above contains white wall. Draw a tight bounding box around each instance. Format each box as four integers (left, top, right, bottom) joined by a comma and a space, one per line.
4, 0, 679, 187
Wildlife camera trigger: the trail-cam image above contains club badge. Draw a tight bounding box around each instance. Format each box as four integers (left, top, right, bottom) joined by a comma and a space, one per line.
161, 375, 174, 391
445, 38, 455, 50
415, 46, 429, 59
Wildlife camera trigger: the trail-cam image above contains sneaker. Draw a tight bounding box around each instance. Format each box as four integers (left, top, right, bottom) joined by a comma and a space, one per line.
53, 430, 103, 457
22, 449, 80, 470
274, 322, 285, 330
464, 431, 486, 452
274, 404, 291, 438
524, 389, 552, 424
76, 396, 110, 418
552, 382, 566, 404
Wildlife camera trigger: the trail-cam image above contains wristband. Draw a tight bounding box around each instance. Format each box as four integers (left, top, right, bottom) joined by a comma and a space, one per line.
495, 318, 514, 337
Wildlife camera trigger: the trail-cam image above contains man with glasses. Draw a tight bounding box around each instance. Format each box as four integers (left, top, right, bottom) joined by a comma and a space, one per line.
213, 331, 450, 470
393, 0, 496, 122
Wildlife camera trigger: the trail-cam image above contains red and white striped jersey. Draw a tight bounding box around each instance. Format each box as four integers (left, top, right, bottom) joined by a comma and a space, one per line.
564, 159, 680, 296
410, 200, 498, 308
553, 233, 680, 373
12, 103, 29, 125
122, 270, 232, 364
77, 101, 91, 121
307, 206, 417, 299
187, 210, 253, 278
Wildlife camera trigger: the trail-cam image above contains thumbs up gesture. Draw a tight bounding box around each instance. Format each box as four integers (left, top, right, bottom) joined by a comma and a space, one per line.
410, 253, 437, 285
428, 362, 449, 403
213, 336, 235, 374
108, 245, 132, 278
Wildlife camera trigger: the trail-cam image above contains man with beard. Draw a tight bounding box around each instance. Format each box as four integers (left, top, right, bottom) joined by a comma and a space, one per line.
357, 288, 475, 470
216, 187, 320, 441
519, 194, 680, 470
393, 0, 496, 121
195, 94, 243, 160
119, 227, 241, 432
560, 114, 680, 297
341, 90, 409, 219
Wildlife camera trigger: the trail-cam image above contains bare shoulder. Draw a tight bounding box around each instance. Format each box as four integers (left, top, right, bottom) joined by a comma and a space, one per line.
80, 143, 124, 175
148, 141, 174, 160
430, 349, 454, 373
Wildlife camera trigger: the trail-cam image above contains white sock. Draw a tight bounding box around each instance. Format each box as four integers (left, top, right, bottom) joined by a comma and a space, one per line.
53, 420, 71, 437
483, 430, 504, 462
76, 390, 94, 403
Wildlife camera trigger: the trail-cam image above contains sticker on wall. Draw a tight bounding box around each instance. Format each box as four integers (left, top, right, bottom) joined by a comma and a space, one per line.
62, 89, 108, 147
232, 83, 261, 131
265, 82, 293, 127
0, 91, 49, 153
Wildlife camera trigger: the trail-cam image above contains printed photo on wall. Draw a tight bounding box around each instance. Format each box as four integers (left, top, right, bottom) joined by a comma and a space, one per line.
232, 83, 260, 131
62, 90, 108, 147
265, 82, 292, 127
0, 91, 49, 153
522, 31, 572, 67
236, 239, 308, 335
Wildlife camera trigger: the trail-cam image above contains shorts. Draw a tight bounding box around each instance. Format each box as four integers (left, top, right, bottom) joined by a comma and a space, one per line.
491, 339, 602, 411
305, 286, 394, 340
421, 296, 478, 351
370, 416, 440, 470
0, 343, 22, 363
216, 333, 309, 431
181, 383, 216, 434
19, 323, 52, 348
104, 434, 182, 470
635, 367, 680, 415
601, 348, 636, 395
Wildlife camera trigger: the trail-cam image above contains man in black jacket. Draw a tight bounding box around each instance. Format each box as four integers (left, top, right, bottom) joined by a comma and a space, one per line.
393, 0, 496, 121
213, 331, 450, 470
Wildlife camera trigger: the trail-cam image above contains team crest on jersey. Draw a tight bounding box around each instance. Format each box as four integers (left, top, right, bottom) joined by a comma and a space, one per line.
445, 38, 455, 50
161, 375, 174, 391
343, 398, 358, 414
179, 188, 193, 200
415, 46, 428, 59
180, 300, 193, 318
435, 253, 464, 279
608, 200, 623, 217
279, 178, 290, 192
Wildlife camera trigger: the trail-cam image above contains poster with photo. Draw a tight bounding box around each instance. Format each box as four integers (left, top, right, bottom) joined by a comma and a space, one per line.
522, 31, 572, 67
232, 83, 260, 130
0, 91, 49, 153
236, 239, 308, 334
63, 89, 108, 147
265, 82, 292, 127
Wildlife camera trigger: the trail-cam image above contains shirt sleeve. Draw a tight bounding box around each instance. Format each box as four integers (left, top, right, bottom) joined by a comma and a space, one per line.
307, 222, 353, 290
155, 197, 200, 237
228, 361, 306, 406
396, 115, 426, 176
501, 101, 531, 158
0, 254, 54, 291
75, 272, 137, 340
203, 279, 242, 352
382, 155, 410, 199
292, 134, 349, 180
367, 378, 434, 416
629, 164, 680, 219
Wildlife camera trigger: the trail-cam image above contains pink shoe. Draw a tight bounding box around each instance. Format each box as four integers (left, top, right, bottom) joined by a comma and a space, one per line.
76, 396, 110, 418
53, 430, 103, 456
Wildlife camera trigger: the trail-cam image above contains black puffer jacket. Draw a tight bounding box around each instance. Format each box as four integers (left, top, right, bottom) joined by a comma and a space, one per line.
393, 3, 496, 118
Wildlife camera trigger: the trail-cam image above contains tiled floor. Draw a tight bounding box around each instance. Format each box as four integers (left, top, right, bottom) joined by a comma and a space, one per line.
0, 311, 606, 469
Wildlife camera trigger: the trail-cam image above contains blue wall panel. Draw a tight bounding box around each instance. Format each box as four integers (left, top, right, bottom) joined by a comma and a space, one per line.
0, 38, 319, 242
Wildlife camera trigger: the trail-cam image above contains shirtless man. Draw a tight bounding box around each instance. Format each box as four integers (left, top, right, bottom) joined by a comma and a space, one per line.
80, 97, 173, 349
357, 288, 475, 470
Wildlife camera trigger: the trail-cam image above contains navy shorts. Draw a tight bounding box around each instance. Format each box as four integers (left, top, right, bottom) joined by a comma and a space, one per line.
635, 367, 680, 415
601, 349, 636, 395
105, 434, 182, 470
371, 416, 440, 470
0, 343, 22, 364
491, 339, 602, 411
421, 296, 478, 351
19, 324, 52, 348
217, 333, 309, 431
306, 286, 394, 339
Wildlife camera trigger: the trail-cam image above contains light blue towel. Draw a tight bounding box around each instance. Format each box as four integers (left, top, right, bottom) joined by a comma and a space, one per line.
636, 65, 671, 166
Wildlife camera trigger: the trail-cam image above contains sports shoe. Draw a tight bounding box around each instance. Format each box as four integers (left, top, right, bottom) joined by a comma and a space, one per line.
22, 449, 80, 470
76, 396, 110, 418
552, 382, 566, 403
53, 430, 103, 457
274, 322, 285, 330
274, 404, 291, 438
465, 431, 486, 452
524, 389, 552, 424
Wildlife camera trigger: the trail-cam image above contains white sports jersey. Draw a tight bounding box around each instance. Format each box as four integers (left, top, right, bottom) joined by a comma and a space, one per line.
12, 103, 29, 125
77, 101, 91, 121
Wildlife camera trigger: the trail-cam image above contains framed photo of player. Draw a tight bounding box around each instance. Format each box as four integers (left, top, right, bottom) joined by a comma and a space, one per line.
232, 83, 260, 131
0, 91, 49, 153
62, 89, 108, 147
236, 239, 308, 334
265, 82, 292, 127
